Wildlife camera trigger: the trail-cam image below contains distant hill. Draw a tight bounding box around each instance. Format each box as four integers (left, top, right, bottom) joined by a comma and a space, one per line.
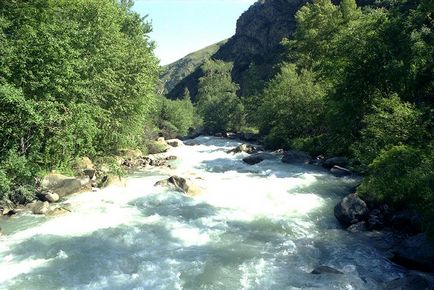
159, 40, 227, 97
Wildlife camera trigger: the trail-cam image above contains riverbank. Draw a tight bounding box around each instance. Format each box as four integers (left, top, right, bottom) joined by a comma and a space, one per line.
0, 136, 432, 289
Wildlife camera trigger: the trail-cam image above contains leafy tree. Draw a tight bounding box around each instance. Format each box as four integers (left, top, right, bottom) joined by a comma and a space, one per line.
257, 64, 326, 151
196, 60, 244, 133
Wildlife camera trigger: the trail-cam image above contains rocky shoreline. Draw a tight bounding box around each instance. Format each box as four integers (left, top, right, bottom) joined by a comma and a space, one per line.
1, 134, 433, 288
0, 137, 184, 219
218, 133, 433, 287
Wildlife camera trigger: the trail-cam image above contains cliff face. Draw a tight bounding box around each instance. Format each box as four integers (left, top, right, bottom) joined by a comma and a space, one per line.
165, 0, 308, 100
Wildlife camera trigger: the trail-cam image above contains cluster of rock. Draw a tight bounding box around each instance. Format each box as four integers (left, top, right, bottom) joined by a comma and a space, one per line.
225, 142, 354, 177
334, 193, 434, 274
0, 137, 184, 218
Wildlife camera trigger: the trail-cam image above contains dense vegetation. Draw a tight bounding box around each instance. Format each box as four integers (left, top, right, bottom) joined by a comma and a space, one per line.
196, 60, 245, 133
0, 0, 197, 204
250, 0, 433, 226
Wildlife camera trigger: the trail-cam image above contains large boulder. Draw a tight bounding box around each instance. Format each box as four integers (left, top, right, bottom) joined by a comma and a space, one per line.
330, 165, 352, 177
243, 153, 276, 165
38, 191, 60, 203
32, 201, 50, 215
323, 157, 349, 169
154, 175, 201, 196
226, 144, 258, 154
334, 193, 369, 227
392, 233, 434, 272
41, 173, 82, 197
166, 139, 184, 147
311, 266, 343, 275
281, 150, 312, 164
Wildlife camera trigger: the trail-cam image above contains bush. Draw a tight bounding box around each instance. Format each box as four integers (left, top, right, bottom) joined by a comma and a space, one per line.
352, 96, 427, 166
358, 145, 434, 217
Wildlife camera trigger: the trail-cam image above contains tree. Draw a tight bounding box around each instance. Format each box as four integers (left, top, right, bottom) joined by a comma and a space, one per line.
196, 60, 244, 133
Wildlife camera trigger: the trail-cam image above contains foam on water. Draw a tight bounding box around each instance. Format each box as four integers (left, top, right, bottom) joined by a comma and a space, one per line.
0, 136, 403, 289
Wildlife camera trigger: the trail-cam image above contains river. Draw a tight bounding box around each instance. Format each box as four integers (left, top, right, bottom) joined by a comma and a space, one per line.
0, 136, 404, 289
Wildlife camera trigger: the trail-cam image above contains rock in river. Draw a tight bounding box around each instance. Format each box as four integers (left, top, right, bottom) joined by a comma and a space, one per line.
334, 193, 369, 227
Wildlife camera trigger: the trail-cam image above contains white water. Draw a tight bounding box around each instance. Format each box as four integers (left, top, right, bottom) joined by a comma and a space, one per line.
0, 136, 403, 289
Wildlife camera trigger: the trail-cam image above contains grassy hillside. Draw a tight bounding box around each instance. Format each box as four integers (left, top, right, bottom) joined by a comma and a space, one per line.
159, 40, 227, 97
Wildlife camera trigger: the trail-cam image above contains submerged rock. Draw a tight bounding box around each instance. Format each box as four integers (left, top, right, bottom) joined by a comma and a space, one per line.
311, 266, 343, 275
281, 150, 312, 164
41, 173, 82, 197
392, 233, 434, 273
323, 157, 349, 169
154, 175, 201, 196
383, 272, 434, 290
334, 193, 369, 227
330, 165, 352, 177
243, 153, 276, 165
166, 139, 184, 147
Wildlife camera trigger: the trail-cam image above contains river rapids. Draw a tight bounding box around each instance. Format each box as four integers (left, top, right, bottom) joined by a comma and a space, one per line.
0, 136, 405, 289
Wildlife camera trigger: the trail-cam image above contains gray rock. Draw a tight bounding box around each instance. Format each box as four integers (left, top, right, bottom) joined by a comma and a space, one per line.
281, 150, 312, 164
383, 272, 434, 290
243, 153, 276, 165
227, 144, 258, 154
330, 165, 352, 177
311, 266, 343, 275
392, 233, 434, 272
83, 168, 96, 180
323, 157, 349, 169
44, 192, 60, 203
154, 175, 201, 196
166, 139, 184, 147
347, 221, 368, 233
334, 193, 369, 226
0, 200, 15, 216
32, 201, 50, 215
41, 173, 82, 197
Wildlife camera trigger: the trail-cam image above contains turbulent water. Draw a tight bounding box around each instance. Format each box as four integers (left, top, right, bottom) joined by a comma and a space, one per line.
0, 137, 404, 289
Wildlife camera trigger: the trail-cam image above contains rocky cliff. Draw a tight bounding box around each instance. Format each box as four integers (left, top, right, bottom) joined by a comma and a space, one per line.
164, 0, 370, 100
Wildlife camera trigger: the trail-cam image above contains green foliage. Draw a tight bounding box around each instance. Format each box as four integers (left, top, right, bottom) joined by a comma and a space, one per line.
197, 60, 245, 133
352, 95, 427, 166
257, 64, 326, 151
252, 0, 433, 225
157, 89, 198, 138
359, 145, 434, 215
0, 0, 159, 203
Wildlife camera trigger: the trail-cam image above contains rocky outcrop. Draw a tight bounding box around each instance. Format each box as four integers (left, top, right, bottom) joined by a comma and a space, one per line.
334, 193, 369, 227
281, 150, 312, 164
154, 175, 201, 196
391, 233, 434, 273
41, 173, 83, 197
243, 152, 277, 165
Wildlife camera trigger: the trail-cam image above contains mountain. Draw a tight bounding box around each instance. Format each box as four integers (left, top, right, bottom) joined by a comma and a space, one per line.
162, 0, 370, 100
159, 40, 227, 95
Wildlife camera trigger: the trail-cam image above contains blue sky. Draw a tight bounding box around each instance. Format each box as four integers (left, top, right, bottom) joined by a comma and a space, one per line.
133, 0, 256, 65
